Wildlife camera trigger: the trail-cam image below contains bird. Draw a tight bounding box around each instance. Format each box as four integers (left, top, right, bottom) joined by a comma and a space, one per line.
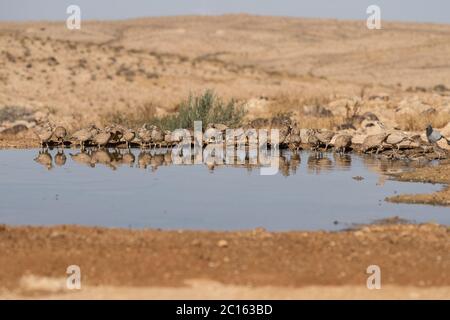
71, 124, 98, 150
204, 127, 219, 144
137, 126, 152, 149
122, 129, 136, 149
385, 131, 413, 157
333, 135, 352, 154
33, 122, 54, 148
164, 130, 173, 149
316, 130, 335, 150
306, 129, 321, 151
287, 124, 302, 152
170, 128, 189, 146
53, 126, 67, 147
92, 128, 113, 149
425, 125, 449, 159
208, 123, 229, 131
426, 125, 450, 145
108, 124, 124, 143
150, 126, 164, 148
270, 117, 291, 146
361, 133, 389, 154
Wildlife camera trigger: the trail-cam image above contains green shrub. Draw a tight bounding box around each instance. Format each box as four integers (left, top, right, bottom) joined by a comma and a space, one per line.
106, 90, 247, 131
157, 90, 246, 130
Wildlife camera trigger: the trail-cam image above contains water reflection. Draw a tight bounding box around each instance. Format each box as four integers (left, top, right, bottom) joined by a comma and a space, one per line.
32, 148, 431, 176
2, 148, 445, 231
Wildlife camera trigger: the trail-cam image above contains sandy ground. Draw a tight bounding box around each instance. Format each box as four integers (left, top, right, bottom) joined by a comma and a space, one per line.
1, 15, 450, 300
0, 223, 448, 299
3, 282, 450, 300
1, 16, 450, 129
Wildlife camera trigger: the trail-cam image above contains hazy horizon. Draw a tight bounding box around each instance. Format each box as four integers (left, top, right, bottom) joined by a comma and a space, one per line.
0, 0, 449, 24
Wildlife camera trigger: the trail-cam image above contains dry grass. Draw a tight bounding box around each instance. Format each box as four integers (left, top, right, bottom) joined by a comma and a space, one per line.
102, 102, 158, 128
102, 90, 247, 130
296, 115, 344, 130
395, 112, 450, 131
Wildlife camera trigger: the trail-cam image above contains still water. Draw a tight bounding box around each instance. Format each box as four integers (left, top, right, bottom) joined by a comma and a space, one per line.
0, 148, 448, 231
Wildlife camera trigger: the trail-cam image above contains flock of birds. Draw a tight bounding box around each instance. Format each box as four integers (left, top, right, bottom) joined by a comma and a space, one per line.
33, 121, 450, 158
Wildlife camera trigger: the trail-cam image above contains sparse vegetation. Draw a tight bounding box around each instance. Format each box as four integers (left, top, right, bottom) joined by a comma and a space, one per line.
103, 90, 247, 130
0, 106, 34, 123
395, 112, 450, 131
104, 102, 158, 128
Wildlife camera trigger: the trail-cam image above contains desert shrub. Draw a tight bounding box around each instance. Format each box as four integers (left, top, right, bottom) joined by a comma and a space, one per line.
395, 112, 450, 131
165, 90, 246, 130
103, 103, 157, 128
0, 106, 34, 123
103, 90, 247, 131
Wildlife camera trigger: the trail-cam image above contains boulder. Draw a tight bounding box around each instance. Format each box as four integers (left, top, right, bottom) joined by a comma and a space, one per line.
396, 97, 433, 115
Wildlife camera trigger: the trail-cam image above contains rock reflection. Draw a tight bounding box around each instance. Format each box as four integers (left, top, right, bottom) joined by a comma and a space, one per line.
32, 148, 425, 176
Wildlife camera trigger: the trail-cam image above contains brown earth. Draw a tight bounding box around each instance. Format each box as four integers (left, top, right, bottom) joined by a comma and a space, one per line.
1, 15, 450, 299
1, 15, 450, 130
387, 162, 450, 206
0, 223, 448, 299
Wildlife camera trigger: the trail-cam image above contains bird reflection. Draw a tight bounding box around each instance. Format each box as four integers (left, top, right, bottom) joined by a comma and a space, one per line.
91, 149, 117, 170
121, 151, 135, 167
333, 153, 351, 170
70, 150, 94, 168
54, 150, 67, 167
289, 153, 301, 175
307, 153, 333, 174
31, 148, 309, 175
138, 151, 152, 169
33, 148, 426, 178
34, 150, 53, 170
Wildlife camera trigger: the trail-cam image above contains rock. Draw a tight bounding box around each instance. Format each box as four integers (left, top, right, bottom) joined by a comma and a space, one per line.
396, 97, 433, 115
436, 138, 450, 151
440, 122, 450, 137
0, 124, 28, 135
433, 84, 449, 92
368, 93, 389, 101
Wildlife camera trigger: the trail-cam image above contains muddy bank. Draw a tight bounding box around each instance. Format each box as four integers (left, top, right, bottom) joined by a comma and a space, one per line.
0, 223, 448, 297
387, 163, 450, 206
